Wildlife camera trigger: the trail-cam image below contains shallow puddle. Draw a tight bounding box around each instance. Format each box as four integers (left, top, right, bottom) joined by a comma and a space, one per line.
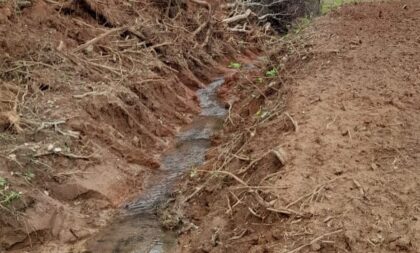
86, 78, 226, 253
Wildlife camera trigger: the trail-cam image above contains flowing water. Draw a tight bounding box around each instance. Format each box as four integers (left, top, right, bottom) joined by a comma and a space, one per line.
86, 78, 227, 253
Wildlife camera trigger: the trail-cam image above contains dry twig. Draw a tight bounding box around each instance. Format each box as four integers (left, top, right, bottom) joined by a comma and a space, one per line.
283, 229, 343, 253
73, 27, 128, 53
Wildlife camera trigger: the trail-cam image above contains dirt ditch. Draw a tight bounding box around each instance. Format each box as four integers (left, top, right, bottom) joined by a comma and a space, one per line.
0, 0, 263, 251
85, 77, 228, 253
1, 0, 419, 252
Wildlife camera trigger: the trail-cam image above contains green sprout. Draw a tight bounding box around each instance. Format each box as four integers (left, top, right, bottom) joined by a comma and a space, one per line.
190, 167, 198, 178
228, 62, 242, 69
265, 68, 278, 78
255, 108, 270, 119
23, 171, 35, 182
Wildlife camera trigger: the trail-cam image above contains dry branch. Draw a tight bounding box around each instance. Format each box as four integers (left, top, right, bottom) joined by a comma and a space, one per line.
223, 9, 252, 24
285, 112, 298, 132
73, 27, 128, 53
198, 169, 248, 187
34, 151, 92, 160
267, 207, 303, 216
189, 0, 210, 9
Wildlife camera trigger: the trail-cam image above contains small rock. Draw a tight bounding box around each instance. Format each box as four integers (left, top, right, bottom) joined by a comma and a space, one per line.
53, 147, 62, 153
370, 163, 378, 170
84, 45, 94, 54
385, 232, 400, 243
334, 168, 343, 175
271, 147, 287, 166
396, 236, 411, 250
311, 242, 322, 251
344, 230, 359, 245
248, 245, 267, 253
389, 241, 397, 250
57, 40, 65, 51
371, 233, 384, 244
132, 136, 139, 146
271, 229, 283, 240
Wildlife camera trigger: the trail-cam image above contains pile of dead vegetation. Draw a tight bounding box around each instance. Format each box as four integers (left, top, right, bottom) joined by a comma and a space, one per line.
0, 0, 243, 251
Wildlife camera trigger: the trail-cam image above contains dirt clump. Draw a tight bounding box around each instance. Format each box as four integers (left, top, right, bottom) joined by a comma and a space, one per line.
173, 1, 420, 252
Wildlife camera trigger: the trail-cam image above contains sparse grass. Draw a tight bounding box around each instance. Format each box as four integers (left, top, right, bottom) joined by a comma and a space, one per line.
15, 171, 35, 183
0, 176, 22, 207
321, 0, 359, 14
281, 16, 312, 40
292, 16, 311, 34
0, 133, 16, 144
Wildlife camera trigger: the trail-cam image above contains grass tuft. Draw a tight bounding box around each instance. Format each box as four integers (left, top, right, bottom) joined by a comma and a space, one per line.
321, 0, 360, 14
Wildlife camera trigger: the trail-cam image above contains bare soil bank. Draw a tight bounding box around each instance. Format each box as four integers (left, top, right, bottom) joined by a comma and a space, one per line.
173, 1, 420, 252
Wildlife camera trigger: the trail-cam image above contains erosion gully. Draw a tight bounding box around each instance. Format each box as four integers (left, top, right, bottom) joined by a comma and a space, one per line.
86, 78, 227, 253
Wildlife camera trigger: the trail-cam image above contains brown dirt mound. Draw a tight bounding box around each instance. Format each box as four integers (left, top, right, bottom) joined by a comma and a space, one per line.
174, 0, 420, 252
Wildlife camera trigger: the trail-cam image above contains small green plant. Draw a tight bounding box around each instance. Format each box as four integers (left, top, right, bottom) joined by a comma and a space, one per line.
228, 62, 241, 69
293, 16, 311, 34
0, 176, 22, 206
265, 68, 278, 78
0, 177, 6, 188
256, 77, 263, 83
255, 108, 270, 119
23, 171, 35, 182
0, 191, 21, 205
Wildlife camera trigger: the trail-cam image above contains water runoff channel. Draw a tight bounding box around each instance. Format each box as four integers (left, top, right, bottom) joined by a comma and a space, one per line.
86, 78, 227, 253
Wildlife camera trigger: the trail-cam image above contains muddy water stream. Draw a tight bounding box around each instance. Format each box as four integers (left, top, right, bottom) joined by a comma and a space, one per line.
87, 78, 226, 253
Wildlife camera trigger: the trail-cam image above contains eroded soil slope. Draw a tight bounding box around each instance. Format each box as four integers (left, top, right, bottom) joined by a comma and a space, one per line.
177, 1, 420, 252
0, 0, 260, 251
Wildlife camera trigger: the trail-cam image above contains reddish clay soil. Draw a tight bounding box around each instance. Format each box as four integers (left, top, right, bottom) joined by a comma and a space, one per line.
175, 1, 420, 252
1, 0, 419, 252
0, 0, 261, 252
